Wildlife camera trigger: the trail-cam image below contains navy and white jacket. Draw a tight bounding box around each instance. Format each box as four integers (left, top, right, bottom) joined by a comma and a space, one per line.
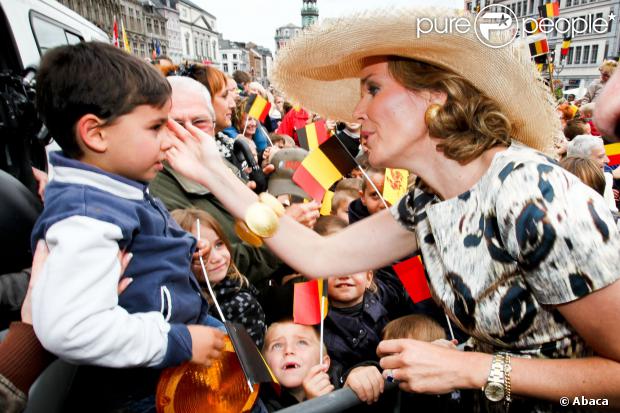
31, 152, 217, 369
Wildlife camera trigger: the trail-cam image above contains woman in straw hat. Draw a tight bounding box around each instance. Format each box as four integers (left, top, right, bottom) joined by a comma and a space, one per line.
165, 8, 620, 410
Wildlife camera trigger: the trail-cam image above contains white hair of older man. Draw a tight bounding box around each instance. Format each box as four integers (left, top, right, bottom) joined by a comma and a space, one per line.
166, 76, 215, 120
567, 134, 604, 158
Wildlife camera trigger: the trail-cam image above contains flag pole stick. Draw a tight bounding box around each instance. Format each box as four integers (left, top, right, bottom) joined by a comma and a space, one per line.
358, 165, 389, 209
257, 121, 274, 147
242, 117, 249, 137
319, 293, 325, 366
445, 313, 455, 341
196, 219, 226, 323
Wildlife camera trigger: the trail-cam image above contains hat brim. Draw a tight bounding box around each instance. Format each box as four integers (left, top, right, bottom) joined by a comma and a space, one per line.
271, 7, 559, 153
268, 178, 310, 199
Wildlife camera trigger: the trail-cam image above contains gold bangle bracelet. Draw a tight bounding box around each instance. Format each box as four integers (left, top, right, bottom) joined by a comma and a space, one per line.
235, 193, 284, 245
503, 353, 512, 404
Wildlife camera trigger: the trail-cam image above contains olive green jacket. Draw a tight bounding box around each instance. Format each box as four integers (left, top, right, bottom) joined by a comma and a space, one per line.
149, 165, 281, 285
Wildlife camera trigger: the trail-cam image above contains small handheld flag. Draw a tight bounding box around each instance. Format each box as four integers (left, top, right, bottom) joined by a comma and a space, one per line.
392, 255, 431, 303
561, 35, 572, 58
292, 135, 358, 201
605, 143, 620, 166
383, 168, 409, 206
297, 120, 330, 151
245, 94, 271, 123
293, 279, 328, 325
528, 35, 549, 57
538, 1, 559, 18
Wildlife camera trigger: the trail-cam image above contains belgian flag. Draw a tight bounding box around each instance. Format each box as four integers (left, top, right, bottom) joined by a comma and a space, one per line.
538, 1, 559, 18
293, 279, 328, 325
297, 120, 329, 151
605, 143, 620, 166
292, 135, 358, 201
245, 93, 271, 123
561, 35, 572, 57
528, 36, 549, 57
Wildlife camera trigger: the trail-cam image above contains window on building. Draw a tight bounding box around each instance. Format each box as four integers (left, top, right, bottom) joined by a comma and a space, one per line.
137, 16, 141, 30
233, 63, 238, 71
566, 0, 571, 7
517, 2, 521, 15
574, 46, 582, 64
196, 40, 200, 57
567, 46, 574, 64
147, 18, 152, 33
591, 44, 599, 63
185, 37, 190, 55
223, 53, 228, 60
223, 63, 229, 72
583, 45, 590, 63
233, 53, 237, 59
604, 43, 609, 59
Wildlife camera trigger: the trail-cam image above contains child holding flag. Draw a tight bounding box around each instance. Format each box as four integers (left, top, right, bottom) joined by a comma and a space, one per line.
171, 208, 266, 347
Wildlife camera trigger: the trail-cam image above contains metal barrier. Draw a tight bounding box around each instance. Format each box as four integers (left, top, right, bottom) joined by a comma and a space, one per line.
276, 381, 398, 413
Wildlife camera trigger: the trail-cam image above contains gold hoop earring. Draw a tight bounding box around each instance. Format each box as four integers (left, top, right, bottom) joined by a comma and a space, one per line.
424, 104, 442, 126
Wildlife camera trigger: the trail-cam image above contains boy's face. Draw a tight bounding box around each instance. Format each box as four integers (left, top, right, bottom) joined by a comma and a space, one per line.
263, 322, 323, 389
361, 174, 387, 215
327, 271, 372, 308
99, 103, 171, 182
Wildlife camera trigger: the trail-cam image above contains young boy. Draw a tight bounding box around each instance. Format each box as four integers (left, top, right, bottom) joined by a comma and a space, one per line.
330, 188, 358, 223
260, 319, 333, 410
348, 167, 387, 224
30, 42, 225, 410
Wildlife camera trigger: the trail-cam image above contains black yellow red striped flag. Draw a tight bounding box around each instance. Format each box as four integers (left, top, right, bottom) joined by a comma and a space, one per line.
538, 1, 559, 18
292, 135, 357, 201
297, 120, 329, 151
245, 94, 271, 123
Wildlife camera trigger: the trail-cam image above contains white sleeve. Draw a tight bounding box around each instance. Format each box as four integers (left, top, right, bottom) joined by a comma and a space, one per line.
31, 215, 169, 367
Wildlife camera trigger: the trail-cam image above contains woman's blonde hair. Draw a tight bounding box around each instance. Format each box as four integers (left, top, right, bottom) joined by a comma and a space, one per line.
382, 314, 446, 341
170, 208, 248, 287
559, 156, 606, 197
599, 60, 618, 75
387, 57, 512, 163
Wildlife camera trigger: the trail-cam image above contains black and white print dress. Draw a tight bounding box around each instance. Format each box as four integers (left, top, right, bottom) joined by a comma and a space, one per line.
391, 142, 620, 410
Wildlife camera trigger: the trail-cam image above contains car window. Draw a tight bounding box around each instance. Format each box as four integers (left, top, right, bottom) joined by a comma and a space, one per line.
31, 14, 83, 55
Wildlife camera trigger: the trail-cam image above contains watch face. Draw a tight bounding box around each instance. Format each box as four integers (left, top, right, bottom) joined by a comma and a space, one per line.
484, 383, 505, 402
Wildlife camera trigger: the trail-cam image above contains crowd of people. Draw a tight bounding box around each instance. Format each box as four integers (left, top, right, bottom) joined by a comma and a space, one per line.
1, 7, 620, 413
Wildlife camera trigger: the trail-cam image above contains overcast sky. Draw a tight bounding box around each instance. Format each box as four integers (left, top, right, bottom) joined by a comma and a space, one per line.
194, 0, 463, 52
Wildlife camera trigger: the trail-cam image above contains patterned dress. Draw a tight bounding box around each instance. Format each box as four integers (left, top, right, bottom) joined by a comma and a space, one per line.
390, 142, 620, 411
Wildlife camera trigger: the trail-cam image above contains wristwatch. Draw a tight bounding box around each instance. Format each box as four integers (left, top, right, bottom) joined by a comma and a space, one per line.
483, 353, 506, 402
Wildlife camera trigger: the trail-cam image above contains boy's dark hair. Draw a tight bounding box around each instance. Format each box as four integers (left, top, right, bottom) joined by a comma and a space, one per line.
361, 167, 386, 192
233, 70, 251, 85
36, 42, 171, 159
563, 119, 589, 141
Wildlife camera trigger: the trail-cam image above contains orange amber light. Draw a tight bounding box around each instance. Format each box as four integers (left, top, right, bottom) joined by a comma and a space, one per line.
156, 335, 259, 413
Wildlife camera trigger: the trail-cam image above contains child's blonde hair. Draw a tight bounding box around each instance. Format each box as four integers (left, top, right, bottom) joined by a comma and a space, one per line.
170, 208, 248, 287
331, 189, 358, 214
382, 315, 446, 341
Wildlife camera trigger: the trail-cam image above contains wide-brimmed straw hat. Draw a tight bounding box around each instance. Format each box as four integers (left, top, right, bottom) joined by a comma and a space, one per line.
271, 7, 559, 152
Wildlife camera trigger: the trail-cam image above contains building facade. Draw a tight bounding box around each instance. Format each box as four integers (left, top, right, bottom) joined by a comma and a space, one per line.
274, 23, 302, 53
152, 0, 182, 63
219, 38, 249, 75
177, 0, 219, 64
118, 0, 168, 60
301, 0, 319, 29
56, 0, 121, 37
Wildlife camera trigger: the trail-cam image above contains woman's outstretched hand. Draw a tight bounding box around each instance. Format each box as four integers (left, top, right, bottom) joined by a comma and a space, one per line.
377, 338, 487, 395
166, 119, 223, 184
